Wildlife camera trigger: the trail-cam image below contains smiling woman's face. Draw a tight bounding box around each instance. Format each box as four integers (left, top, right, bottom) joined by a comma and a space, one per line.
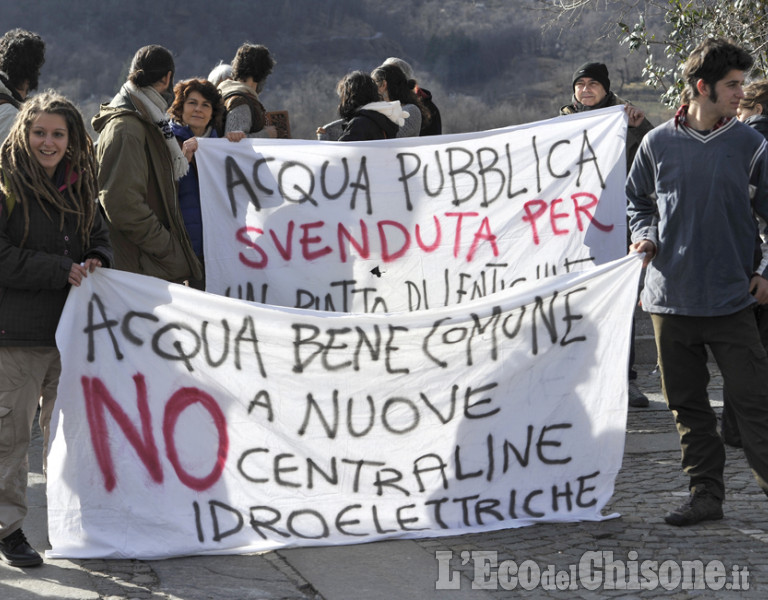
28, 112, 68, 177
182, 91, 214, 136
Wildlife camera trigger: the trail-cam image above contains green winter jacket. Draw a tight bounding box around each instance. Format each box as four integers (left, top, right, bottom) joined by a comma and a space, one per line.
92, 88, 201, 283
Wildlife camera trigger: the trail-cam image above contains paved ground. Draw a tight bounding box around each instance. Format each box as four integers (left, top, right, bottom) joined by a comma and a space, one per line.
2, 362, 767, 599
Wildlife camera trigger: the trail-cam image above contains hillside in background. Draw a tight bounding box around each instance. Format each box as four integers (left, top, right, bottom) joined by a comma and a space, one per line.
0, 0, 675, 138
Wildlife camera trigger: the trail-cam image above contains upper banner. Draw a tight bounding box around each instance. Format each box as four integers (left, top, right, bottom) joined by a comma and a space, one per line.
196, 107, 628, 312
47, 254, 642, 559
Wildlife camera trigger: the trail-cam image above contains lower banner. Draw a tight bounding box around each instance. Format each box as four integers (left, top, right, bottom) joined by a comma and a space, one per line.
47, 254, 643, 559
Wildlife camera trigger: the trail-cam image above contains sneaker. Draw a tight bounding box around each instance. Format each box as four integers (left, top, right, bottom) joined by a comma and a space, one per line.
0, 528, 43, 567
664, 490, 724, 526
628, 381, 649, 408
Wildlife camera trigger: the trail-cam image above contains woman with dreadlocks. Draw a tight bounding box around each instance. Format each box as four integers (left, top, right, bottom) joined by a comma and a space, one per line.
0, 91, 111, 568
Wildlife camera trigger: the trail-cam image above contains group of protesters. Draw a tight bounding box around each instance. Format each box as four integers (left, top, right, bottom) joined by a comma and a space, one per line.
1, 26, 768, 569
0, 31, 447, 568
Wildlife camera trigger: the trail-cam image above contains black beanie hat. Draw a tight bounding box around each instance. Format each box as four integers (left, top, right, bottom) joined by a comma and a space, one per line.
572, 62, 610, 93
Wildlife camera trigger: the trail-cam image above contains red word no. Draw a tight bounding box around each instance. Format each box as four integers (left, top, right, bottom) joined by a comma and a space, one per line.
82, 375, 229, 492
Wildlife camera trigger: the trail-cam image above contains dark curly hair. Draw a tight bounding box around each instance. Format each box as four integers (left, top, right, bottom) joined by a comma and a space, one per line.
0, 28, 45, 97
336, 71, 381, 121
231, 43, 275, 88
371, 63, 430, 126
170, 78, 224, 134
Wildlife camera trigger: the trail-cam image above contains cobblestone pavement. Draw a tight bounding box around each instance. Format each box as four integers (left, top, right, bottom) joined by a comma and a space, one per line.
414, 365, 768, 598
2, 364, 767, 599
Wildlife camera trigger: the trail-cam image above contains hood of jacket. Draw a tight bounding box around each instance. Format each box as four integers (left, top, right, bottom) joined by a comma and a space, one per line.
92, 86, 155, 134
360, 100, 408, 127
415, 86, 433, 102
745, 114, 768, 140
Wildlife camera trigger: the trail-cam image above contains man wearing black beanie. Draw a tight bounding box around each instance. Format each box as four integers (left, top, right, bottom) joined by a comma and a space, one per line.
572, 62, 612, 99
560, 61, 653, 169
560, 61, 654, 409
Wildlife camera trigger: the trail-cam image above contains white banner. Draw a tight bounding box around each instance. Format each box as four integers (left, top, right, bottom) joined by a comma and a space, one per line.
196, 107, 627, 312
47, 254, 642, 559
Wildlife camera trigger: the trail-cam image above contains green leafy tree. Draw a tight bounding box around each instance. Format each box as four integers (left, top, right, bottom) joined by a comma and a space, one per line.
619, 0, 768, 107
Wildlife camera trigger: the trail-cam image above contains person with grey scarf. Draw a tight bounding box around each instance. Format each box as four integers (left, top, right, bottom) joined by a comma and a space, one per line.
92, 45, 201, 284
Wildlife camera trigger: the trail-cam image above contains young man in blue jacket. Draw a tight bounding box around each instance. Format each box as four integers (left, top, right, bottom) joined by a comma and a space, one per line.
627, 38, 768, 526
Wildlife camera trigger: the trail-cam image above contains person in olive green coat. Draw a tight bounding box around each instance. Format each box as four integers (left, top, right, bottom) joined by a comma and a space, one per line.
92, 45, 201, 284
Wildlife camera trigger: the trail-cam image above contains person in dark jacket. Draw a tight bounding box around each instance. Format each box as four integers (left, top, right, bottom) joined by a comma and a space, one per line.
0, 91, 112, 567
721, 79, 768, 448
334, 71, 405, 142
737, 79, 768, 138
169, 78, 244, 289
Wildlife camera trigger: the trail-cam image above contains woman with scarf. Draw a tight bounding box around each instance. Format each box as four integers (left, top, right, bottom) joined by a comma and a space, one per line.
169, 78, 244, 289
219, 43, 277, 139
0, 92, 112, 567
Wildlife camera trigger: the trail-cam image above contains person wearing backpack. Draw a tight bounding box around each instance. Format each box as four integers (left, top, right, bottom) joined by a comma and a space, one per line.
218, 43, 277, 139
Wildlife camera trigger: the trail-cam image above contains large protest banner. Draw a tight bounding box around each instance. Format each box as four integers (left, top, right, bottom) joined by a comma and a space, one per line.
195, 107, 628, 312
47, 254, 643, 559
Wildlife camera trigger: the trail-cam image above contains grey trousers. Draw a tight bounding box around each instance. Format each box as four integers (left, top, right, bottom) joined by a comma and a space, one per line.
0, 347, 60, 540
